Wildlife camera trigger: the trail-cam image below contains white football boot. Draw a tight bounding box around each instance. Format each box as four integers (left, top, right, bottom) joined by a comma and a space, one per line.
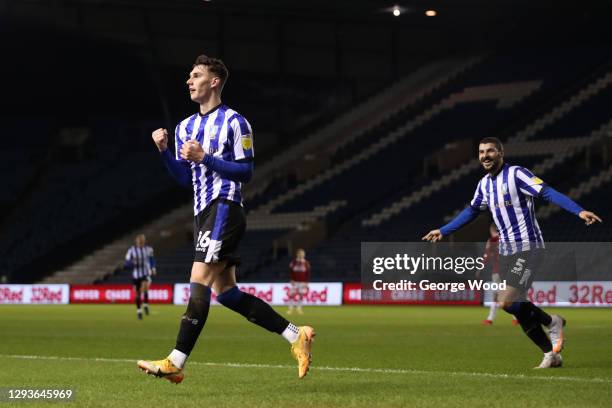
547, 315, 566, 353
535, 352, 562, 369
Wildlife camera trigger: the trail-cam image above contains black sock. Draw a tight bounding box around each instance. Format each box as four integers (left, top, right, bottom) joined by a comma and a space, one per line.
504, 301, 552, 353
518, 318, 553, 353
516, 304, 552, 353
217, 286, 289, 334
135, 291, 142, 309
143, 291, 149, 304
524, 302, 552, 326
175, 283, 212, 355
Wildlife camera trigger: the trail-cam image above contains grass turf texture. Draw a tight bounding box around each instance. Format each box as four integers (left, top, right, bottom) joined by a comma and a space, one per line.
0, 305, 610, 407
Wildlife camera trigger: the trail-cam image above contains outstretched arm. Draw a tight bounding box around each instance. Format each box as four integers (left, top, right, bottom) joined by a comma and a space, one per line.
540, 186, 602, 225
515, 167, 602, 225
440, 206, 481, 236
423, 179, 488, 242
422, 205, 481, 242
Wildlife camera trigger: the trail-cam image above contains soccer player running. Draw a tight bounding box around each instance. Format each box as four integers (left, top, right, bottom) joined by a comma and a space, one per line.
288, 248, 311, 315
138, 55, 314, 383
125, 234, 156, 320
422, 137, 602, 368
480, 224, 517, 326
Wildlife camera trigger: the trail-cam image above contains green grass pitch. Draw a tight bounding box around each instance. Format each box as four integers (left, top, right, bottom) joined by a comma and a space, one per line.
1, 305, 610, 407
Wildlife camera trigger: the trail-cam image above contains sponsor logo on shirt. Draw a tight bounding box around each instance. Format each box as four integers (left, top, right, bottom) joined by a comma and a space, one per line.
494, 200, 513, 208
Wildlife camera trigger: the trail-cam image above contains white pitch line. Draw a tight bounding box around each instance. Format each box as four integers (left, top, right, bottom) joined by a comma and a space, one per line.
3, 354, 611, 384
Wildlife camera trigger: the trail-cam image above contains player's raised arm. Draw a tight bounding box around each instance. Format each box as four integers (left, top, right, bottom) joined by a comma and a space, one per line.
202, 156, 253, 183
178, 132, 253, 183
192, 116, 255, 183
152, 128, 169, 152
154, 127, 192, 187
180, 139, 205, 162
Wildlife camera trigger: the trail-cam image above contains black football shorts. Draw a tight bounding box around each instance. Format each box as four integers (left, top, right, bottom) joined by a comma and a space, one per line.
500, 249, 545, 291
132, 276, 151, 288
193, 198, 246, 267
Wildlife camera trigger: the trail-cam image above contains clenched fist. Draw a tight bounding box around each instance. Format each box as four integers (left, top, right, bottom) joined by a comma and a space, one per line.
180, 139, 205, 163
152, 128, 168, 152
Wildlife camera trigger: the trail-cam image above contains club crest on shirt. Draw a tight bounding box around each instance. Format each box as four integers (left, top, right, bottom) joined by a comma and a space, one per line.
502, 183, 508, 195
531, 176, 544, 185
241, 134, 253, 150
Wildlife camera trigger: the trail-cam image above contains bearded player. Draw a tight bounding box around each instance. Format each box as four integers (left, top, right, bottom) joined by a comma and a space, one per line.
423, 137, 601, 368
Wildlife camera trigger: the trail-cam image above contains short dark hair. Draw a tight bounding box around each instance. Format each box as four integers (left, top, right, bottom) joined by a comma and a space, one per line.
479, 137, 503, 152
193, 54, 229, 90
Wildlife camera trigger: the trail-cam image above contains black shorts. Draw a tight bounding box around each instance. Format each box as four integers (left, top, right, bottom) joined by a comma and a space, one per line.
193, 199, 246, 266
132, 276, 151, 288
500, 249, 545, 292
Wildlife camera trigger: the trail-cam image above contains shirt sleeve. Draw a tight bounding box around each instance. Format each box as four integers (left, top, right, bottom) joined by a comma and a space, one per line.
231, 115, 254, 161
469, 180, 488, 210
540, 186, 584, 216
515, 167, 545, 197
148, 247, 156, 269
161, 150, 192, 187
124, 248, 134, 269
439, 206, 481, 236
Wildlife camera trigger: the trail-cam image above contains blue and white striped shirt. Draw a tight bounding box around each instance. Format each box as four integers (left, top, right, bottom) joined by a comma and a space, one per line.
471, 164, 545, 255
175, 105, 254, 215
125, 245, 155, 279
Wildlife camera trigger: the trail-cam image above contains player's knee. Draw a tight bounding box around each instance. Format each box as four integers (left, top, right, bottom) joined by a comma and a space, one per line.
190, 262, 224, 286
501, 301, 520, 314
216, 286, 243, 309
212, 280, 235, 296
